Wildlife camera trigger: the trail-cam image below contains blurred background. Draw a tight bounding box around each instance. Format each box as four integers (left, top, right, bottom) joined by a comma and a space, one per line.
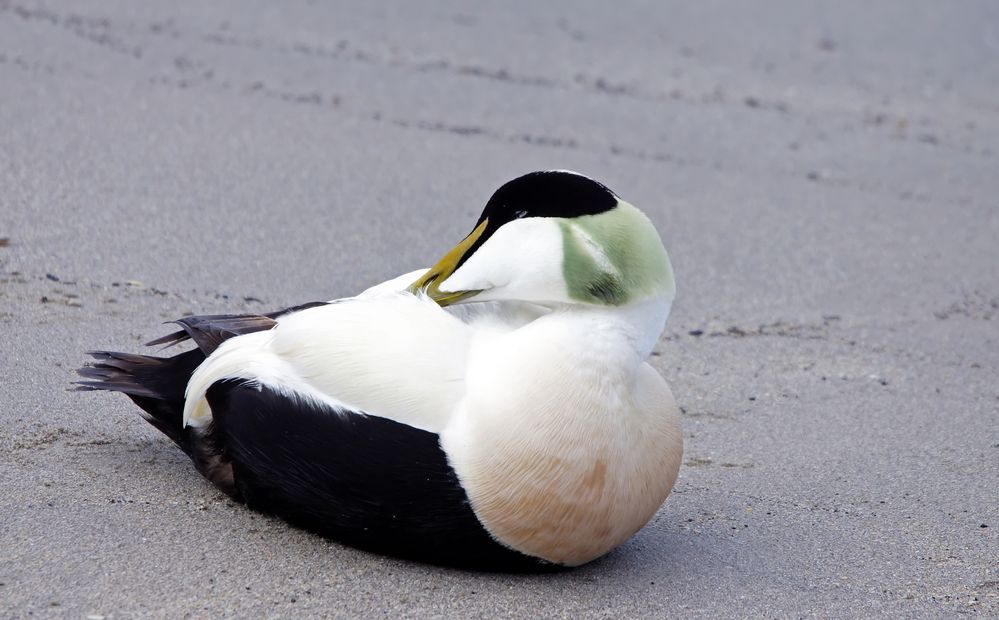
2, 1, 997, 616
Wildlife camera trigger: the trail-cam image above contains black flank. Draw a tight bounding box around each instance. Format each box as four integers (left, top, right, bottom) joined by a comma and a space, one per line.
208, 380, 555, 572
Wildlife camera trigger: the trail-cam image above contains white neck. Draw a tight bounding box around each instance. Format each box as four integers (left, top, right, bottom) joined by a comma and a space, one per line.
573, 296, 671, 359
516, 295, 672, 380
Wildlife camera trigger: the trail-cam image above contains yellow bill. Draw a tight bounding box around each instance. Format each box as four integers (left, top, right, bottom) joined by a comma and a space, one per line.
407, 219, 489, 306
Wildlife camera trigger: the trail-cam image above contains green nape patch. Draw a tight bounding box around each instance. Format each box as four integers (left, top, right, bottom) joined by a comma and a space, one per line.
560, 221, 627, 304
559, 202, 674, 306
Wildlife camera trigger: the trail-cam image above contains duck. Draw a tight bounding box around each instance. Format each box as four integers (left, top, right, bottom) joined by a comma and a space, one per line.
77, 170, 682, 571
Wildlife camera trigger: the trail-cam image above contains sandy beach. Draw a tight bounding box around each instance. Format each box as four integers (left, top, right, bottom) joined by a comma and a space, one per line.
1, 1, 997, 616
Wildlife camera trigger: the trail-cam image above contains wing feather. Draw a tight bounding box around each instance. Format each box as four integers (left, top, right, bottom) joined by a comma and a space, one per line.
184, 294, 473, 433
146, 302, 327, 353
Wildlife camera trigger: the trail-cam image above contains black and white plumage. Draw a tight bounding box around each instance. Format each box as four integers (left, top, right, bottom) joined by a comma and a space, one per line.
78, 171, 682, 571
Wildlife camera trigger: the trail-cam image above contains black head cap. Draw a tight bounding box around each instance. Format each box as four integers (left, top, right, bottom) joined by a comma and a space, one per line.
455, 171, 618, 270
475, 170, 618, 229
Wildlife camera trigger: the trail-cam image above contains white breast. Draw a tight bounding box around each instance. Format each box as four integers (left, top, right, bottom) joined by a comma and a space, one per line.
441, 304, 683, 565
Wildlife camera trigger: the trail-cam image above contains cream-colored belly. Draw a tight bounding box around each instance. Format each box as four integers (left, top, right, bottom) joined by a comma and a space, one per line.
442, 362, 683, 566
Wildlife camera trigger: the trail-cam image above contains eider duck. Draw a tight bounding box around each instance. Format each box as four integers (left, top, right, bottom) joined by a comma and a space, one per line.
77, 170, 682, 571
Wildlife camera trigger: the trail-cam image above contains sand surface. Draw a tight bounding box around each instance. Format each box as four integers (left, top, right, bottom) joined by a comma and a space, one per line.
2, 1, 997, 617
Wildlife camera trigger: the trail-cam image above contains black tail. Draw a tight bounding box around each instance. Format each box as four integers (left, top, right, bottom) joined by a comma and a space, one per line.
76, 304, 326, 497
76, 349, 206, 449
77, 347, 240, 496
75, 303, 326, 442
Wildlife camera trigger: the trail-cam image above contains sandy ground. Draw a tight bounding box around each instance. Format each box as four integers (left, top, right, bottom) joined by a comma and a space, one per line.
1, 1, 997, 617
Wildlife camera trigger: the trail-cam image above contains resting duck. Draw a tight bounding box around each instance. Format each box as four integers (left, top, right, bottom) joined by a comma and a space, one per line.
78, 170, 682, 571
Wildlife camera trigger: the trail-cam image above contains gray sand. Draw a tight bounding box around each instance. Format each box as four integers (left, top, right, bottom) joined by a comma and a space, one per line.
1, 1, 997, 617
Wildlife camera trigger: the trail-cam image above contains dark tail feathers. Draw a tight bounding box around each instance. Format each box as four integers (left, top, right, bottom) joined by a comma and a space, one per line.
76, 349, 206, 450
74, 304, 324, 444
76, 305, 327, 497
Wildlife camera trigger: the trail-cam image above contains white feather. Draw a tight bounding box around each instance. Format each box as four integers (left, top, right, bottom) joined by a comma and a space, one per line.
355, 268, 427, 298
441, 218, 571, 305
185, 293, 474, 432
183, 268, 553, 432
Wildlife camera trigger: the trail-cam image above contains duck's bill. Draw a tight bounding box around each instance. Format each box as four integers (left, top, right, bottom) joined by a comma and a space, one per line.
407, 218, 488, 306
